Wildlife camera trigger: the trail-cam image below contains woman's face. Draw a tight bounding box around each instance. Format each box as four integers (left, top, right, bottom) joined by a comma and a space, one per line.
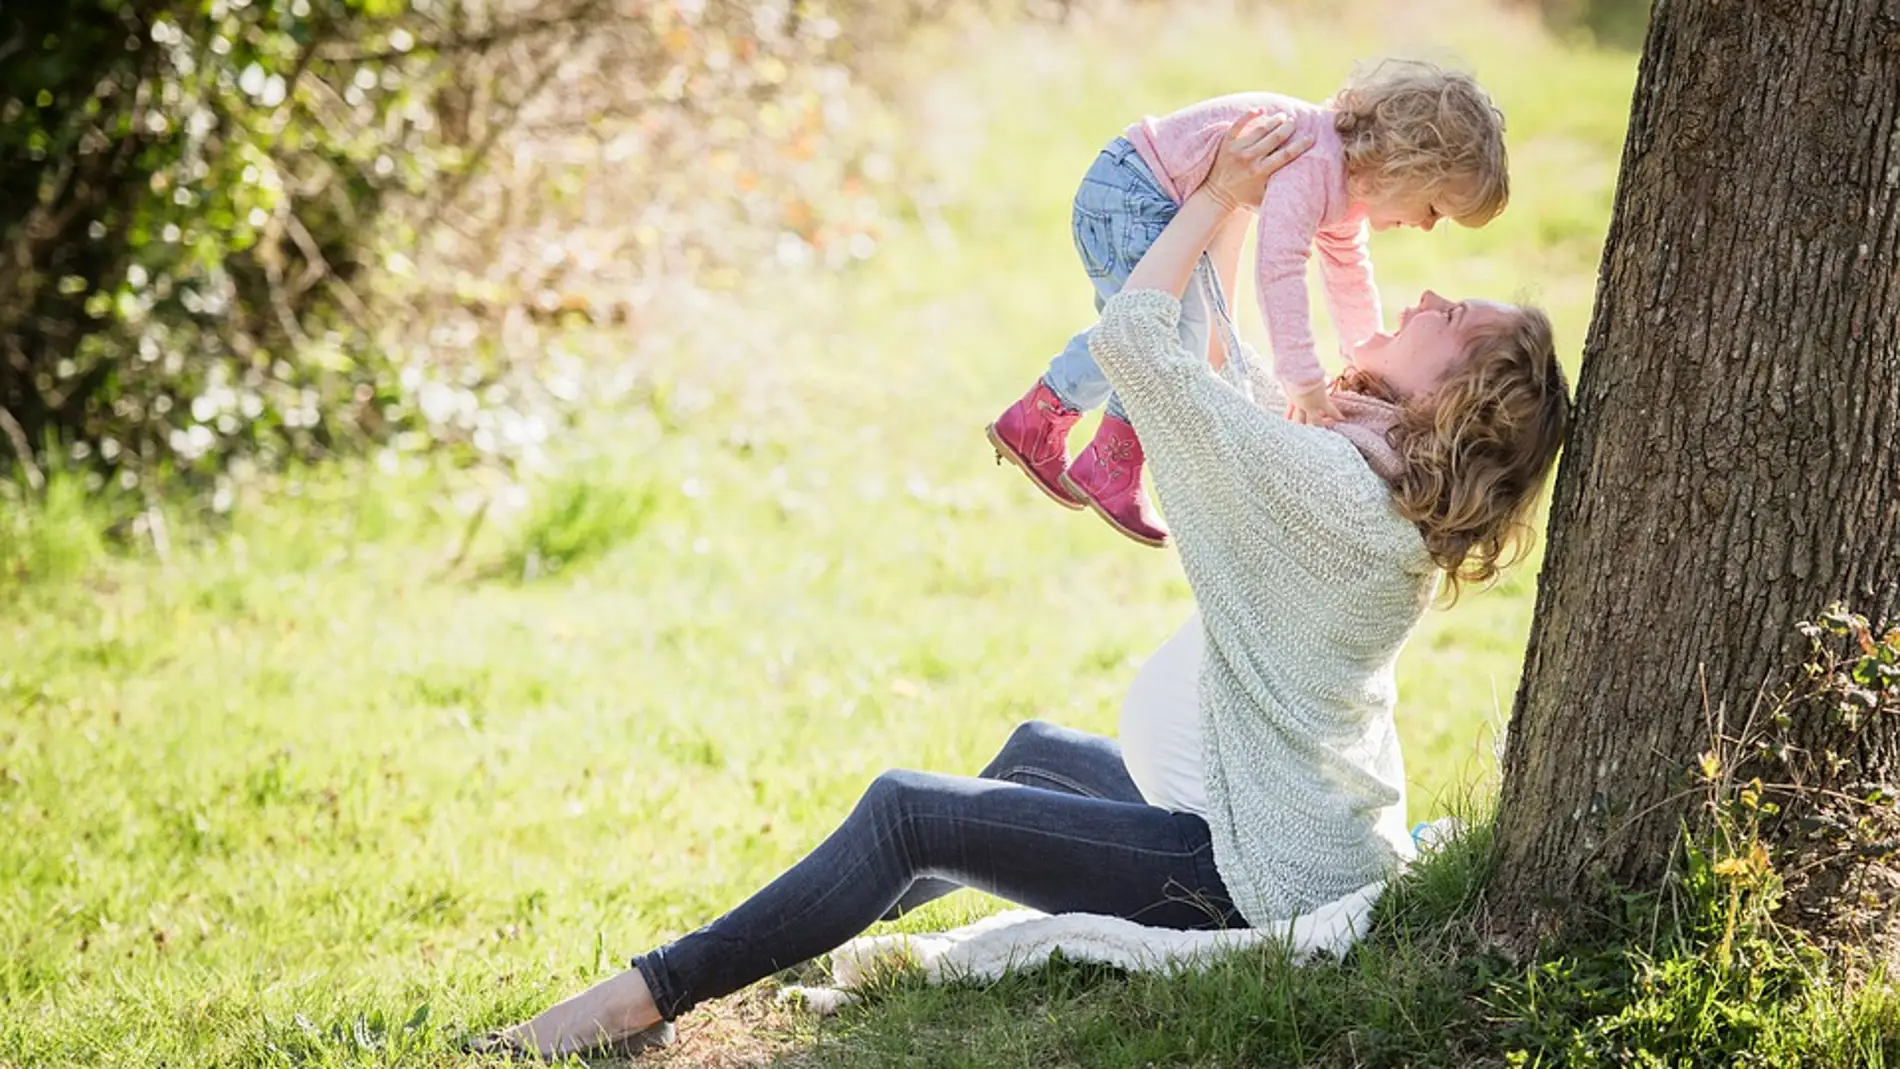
1348, 291, 1513, 398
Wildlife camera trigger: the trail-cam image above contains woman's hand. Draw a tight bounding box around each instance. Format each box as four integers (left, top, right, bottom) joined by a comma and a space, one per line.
1202, 111, 1311, 214
1121, 112, 1310, 299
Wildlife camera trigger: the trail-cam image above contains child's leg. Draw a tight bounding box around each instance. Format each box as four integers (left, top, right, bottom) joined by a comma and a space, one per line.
1066, 252, 1213, 548
994, 139, 1176, 518
1038, 140, 1183, 411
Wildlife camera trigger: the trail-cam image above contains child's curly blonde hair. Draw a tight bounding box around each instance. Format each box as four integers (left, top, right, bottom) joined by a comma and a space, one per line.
1333, 58, 1510, 227
1341, 307, 1570, 601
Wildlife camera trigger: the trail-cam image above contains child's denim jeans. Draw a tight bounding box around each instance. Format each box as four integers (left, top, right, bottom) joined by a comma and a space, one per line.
1041, 137, 1217, 421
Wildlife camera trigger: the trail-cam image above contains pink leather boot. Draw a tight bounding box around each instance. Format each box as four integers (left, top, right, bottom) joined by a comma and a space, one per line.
1060, 413, 1169, 548
986, 382, 1085, 509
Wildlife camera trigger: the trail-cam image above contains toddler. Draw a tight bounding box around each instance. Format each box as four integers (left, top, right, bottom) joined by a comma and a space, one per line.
987, 59, 1509, 547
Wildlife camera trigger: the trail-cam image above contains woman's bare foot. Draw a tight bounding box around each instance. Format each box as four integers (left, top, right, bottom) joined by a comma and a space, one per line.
485, 968, 668, 1060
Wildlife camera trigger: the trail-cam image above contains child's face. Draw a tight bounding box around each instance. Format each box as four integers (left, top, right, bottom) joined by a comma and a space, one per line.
1363, 190, 1446, 232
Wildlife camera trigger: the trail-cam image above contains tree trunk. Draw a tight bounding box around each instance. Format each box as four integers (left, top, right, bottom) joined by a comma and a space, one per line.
1491, 0, 1900, 947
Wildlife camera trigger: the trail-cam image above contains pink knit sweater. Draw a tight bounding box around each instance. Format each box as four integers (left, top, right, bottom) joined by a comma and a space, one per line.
1125, 92, 1380, 392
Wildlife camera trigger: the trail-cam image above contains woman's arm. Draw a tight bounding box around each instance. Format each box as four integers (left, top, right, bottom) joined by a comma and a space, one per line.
1122, 192, 1233, 300
1202, 213, 1249, 371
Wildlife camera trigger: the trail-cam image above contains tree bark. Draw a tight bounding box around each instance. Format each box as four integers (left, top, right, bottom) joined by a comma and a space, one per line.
1491, 0, 1900, 940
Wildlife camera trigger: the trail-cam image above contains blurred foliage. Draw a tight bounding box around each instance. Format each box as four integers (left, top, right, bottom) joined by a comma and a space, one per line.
2, 0, 447, 500
0, 0, 1073, 504
1520, 0, 1651, 46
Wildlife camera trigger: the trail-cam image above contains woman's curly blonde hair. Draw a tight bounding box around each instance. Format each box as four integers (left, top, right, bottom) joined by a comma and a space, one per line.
1333, 59, 1510, 227
1341, 307, 1570, 601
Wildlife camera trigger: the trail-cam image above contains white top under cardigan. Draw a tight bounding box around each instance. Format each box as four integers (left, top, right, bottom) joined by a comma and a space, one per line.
1090, 288, 1436, 928
1119, 613, 1211, 815
1119, 612, 1413, 857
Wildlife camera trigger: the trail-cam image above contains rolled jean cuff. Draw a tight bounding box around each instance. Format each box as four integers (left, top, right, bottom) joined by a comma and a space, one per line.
630, 949, 686, 1022
1037, 371, 1089, 414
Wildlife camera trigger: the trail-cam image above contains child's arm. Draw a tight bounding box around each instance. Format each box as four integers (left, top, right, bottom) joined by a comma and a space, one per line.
1252, 177, 1346, 425
1316, 222, 1382, 356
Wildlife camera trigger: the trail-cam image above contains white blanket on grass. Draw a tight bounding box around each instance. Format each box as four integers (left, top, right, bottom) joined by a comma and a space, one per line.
778, 880, 1384, 1016
776, 819, 1466, 1014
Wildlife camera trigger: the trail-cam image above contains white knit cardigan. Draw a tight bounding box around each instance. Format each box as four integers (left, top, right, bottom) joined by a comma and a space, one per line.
1090, 288, 1438, 927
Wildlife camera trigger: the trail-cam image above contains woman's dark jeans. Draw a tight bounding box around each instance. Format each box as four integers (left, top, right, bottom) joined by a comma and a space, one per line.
632, 720, 1241, 1020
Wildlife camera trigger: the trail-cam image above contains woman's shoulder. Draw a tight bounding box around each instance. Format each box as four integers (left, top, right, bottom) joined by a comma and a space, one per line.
1098, 288, 1184, 342
1274, 433, 1434, 570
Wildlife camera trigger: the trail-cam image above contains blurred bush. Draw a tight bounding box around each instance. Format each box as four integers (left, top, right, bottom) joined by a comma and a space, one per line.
1, 0, 1070, 505
4, 0, 444, 500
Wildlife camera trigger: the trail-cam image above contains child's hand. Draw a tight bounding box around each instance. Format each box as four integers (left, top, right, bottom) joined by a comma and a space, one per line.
1283, 381, 1344, 427
1204, 110, 1313, 214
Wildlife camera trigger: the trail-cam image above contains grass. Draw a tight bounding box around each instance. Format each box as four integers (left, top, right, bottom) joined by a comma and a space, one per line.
784, 813, 1900, 1068
5, 1, 1893, 1066
1, 469, 111, 587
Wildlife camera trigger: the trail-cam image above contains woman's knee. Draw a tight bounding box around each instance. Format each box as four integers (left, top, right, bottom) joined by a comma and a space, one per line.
858, 768, 934, 821
854, 768, 962, 864
989, 719, 1062, 771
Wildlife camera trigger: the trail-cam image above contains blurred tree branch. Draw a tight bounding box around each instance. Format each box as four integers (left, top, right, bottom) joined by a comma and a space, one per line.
317, 0, 610, 62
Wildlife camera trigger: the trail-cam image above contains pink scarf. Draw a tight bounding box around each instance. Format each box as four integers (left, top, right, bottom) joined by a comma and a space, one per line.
1324, 390, 1405, 484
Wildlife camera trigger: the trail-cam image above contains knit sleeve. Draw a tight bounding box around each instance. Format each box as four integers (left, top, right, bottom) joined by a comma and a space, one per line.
1315, 220, 1381, 353
1240, 344, 1288, 413
1251, 164, 1330, 393
1089, 289, 1383, 542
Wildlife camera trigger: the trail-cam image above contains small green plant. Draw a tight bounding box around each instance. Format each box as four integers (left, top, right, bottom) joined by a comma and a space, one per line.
0, 467, 114, 586
493, 476, 658, 582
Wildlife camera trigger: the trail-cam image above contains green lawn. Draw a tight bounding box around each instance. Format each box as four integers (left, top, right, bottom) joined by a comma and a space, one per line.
1, 3, 1643, 1066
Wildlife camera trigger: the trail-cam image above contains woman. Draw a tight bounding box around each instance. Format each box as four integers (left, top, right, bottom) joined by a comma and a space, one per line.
478, 114, 1570, 1060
